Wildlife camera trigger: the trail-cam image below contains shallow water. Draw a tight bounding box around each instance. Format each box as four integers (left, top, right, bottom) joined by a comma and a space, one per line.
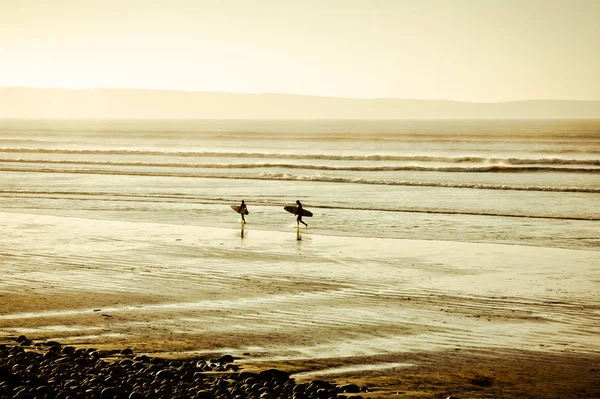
1, 119, 599, 250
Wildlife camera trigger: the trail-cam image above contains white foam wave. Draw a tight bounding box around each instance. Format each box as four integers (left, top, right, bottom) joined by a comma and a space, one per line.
1, 147, 599, 166
256, 172, 600, 193
1, 158, 599, 173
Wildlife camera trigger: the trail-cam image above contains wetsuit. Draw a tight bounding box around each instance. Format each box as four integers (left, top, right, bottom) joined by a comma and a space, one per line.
240, 202, 247, 223
296, 202, 308, 227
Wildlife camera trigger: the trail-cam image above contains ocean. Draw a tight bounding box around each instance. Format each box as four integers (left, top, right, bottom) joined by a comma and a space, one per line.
1, 118, 599, 359
1, 119, 599, 249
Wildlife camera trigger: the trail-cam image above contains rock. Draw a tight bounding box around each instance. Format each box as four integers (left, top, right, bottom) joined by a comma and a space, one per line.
61, 346, 75, 355
74, 357, 90, 366
309, 380, 331, 389
238, 371, 259, 380
156, 369, 176, 380
470, 375, 493, 387
216, 354, 234, 364
339, 384, 361, 393
0, 342, 371, 399
13, 392, 36, 399
0, 366, 14, 383
196, 389, 215, 399
101, 387, 128, 399
35, 385, 53, 395
259, 369, 290, 381
15, 335, 28, 343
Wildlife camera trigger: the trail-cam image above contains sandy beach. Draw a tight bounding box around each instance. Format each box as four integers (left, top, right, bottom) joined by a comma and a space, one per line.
2, 211, 599, 398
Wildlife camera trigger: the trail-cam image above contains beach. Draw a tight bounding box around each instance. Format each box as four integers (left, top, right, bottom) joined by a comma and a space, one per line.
1, 119, 600, 398
2, 211, 599, 398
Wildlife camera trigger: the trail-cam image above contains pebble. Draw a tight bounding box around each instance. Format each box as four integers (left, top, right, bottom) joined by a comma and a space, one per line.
0, 336, 368, 399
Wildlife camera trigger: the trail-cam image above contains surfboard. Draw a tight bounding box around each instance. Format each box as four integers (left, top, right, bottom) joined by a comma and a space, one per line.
231, 205, 249, 215
284, 205, 313, 217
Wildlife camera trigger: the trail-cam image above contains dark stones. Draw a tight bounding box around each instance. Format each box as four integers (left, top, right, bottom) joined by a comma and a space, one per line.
0, 342, 367, 399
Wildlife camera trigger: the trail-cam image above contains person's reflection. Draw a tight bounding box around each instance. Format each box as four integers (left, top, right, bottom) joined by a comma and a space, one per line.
296, 227, 302, 241
240, 223, 245, 238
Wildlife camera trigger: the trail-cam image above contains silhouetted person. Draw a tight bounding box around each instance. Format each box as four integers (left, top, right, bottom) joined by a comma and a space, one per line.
295, 200, 307, 227
239, 200, 247, 224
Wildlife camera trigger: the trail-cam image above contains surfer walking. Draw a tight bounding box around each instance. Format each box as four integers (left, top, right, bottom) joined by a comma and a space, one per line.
295, 200, 308, 227
239, 200, 247, 224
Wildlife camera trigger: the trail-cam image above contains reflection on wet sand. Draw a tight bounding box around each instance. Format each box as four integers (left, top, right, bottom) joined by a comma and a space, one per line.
1, 212, 599, 362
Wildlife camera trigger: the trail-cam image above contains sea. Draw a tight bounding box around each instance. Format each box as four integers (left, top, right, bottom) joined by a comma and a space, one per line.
1, 119, 599, 358
1, 119, 599, 250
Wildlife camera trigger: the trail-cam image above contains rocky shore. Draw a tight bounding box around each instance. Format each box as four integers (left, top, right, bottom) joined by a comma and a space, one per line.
0, 336, 366, 399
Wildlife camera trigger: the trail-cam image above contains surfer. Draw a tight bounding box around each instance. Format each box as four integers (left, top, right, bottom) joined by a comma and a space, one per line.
295, 200, 308, 227
239, 200, 247, 224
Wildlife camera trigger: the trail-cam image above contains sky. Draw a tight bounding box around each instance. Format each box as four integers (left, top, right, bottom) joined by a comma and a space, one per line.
1, 0, 599, 102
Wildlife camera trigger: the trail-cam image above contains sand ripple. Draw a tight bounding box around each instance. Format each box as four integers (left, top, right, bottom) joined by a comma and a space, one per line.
1, 212, 599, 361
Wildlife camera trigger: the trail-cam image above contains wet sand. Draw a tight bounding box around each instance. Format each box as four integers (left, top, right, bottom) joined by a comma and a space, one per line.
1, 211, 599, 398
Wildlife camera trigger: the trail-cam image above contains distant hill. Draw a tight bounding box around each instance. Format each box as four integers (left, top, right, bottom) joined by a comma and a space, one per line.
1, 87, 599, 119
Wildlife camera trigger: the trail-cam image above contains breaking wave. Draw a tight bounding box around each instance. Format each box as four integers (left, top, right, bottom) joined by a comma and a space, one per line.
1, 148, 599, 166
256, 172, 600, 193
1, 158, 599, 173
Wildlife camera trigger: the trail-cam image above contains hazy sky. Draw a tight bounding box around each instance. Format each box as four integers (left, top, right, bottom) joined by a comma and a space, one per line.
1, 0, 599, 101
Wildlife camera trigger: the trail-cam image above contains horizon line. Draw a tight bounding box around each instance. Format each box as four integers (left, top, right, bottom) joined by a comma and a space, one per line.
2, 86, 599, 104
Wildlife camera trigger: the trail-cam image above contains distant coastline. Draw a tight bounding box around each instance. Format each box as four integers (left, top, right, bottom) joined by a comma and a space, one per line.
1, 87, 599, 119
